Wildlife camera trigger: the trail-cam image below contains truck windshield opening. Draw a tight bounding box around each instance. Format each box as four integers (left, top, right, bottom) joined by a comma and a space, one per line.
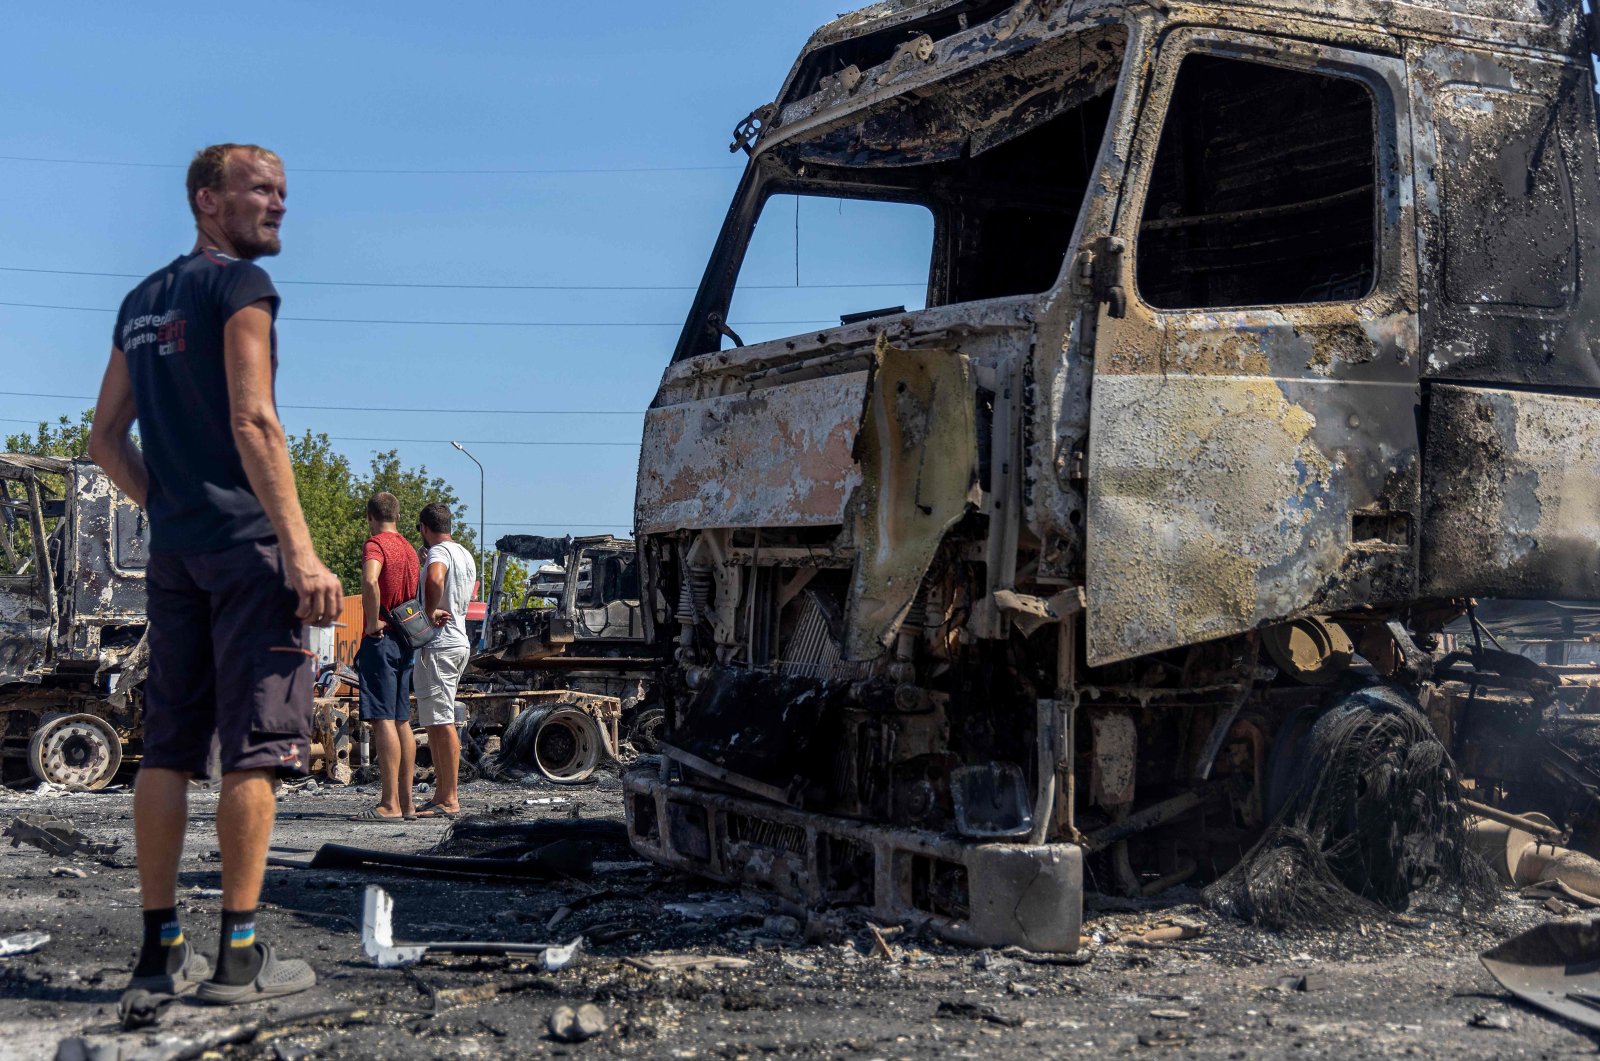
690, 24, 1127, 357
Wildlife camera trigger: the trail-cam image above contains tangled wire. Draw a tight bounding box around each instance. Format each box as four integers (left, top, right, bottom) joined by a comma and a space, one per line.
1205, 682, 1496, 929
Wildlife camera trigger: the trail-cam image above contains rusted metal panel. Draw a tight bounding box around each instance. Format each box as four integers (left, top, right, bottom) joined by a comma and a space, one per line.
1088, 375, 1420, 663
635, 372, 868, 534
1408, 42, 1600, 390
843, 338, 978, 660
65, 465, 146, 651
1422, 384, 1600, 599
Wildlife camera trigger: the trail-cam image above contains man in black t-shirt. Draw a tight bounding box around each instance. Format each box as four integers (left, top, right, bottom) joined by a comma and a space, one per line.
90, 143, 342, 1011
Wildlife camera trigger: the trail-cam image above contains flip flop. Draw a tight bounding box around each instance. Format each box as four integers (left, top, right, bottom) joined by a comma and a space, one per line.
350, 807, 406, 822
414, 801, 460, 818
194, 942, 316, 1005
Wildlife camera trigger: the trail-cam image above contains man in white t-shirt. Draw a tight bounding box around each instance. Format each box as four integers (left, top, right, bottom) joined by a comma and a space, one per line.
413, 502, 477, 818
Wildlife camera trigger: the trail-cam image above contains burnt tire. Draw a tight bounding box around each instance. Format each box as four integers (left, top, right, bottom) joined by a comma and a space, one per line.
532, 707, 604, 784
28, 712, 124, 790
628, 708, 666, 755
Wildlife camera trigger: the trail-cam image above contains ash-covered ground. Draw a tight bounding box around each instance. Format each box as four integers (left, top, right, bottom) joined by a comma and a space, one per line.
1, 776, 1594, 1060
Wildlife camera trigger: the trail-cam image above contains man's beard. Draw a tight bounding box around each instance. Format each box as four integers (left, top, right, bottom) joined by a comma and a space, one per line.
221, 200, 281, 259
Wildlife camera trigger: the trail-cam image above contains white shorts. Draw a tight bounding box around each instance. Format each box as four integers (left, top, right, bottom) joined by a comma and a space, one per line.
414, 643, 471, 727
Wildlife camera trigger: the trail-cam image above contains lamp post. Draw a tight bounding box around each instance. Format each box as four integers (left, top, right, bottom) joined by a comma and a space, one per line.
449, 441, 486, 617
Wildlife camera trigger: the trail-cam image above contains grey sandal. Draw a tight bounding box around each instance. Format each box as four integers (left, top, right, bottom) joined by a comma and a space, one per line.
126, 940, 212, 995
195, 942, 316, 1005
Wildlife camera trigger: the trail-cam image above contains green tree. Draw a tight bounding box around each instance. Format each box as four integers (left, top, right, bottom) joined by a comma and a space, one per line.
364, 448, 479, 555
288, 430, 366, 592
4, 411, 95, 460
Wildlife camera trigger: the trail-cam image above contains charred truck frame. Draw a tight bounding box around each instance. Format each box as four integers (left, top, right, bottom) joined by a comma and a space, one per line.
1, 454, 354, 789
625, 0, 1600, 949
0, 455, 147, 789
471, 535, 660, 782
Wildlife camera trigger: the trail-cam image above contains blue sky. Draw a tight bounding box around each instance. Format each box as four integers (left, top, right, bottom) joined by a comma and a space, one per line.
0, 0, 931, 543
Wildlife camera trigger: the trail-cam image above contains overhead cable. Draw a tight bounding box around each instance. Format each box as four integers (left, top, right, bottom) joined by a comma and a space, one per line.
0, 154, 740, 176
0, 301, 831, 328
0, 416, 637, 448
0, 389, 644, 416
0, 265, 925, 292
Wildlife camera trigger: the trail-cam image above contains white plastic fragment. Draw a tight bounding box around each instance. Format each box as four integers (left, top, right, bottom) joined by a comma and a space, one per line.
542, 936, 583, 971
0, 931, 50, 957
361, 885, 428, 968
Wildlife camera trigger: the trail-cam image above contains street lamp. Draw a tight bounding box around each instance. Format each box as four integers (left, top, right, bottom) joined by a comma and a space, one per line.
449, 441, 486, 621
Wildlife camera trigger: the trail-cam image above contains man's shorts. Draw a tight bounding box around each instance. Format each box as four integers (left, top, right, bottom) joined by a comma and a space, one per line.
357, 632, 414, 722
144, 538, 313, 778
414, 643, 470, 727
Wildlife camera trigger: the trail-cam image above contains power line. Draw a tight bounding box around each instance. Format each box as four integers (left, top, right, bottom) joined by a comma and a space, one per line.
0, 301, 831, 328
0, 416, 638, 449
322, 435, 635, 448
0, 390, 646, 416
0, 265, 926, 293
0, 389, 643, 415
484, 521, 629, 528
0, 154, 740, 176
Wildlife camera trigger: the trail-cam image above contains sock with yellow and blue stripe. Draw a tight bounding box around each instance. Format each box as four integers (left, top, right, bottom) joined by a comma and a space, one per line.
215, 908, 264, 985
133, 908, 186, 978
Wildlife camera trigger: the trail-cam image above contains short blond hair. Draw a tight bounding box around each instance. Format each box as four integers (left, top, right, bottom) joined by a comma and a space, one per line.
186, 143, 282, 220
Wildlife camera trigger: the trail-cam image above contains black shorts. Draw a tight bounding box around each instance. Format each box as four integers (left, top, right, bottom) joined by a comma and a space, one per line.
143, 539, 314, 778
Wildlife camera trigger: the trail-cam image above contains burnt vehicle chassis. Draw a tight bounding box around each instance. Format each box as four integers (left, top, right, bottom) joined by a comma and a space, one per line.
470, 534, 661, 781
624, 0, 1600, 949
0, 454, 350, 789
0, 455, 149, 788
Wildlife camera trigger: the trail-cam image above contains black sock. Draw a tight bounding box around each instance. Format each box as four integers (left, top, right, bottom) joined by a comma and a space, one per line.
133, 908, 186, 978
214, 908, 264, 985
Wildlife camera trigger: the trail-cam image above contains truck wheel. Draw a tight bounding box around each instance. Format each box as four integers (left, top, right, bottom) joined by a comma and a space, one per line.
28, 713, 124, 790
533, 707, 603, 784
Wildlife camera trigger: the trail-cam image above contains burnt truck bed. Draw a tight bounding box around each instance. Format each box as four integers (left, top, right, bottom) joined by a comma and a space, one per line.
624, 0, 1600, 947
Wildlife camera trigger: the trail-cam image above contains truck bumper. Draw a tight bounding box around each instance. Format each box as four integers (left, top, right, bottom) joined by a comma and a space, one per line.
623, 770, 1083, 952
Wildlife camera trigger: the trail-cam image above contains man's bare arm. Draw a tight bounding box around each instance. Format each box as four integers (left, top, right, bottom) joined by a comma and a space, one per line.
224, 301, 342, 625
87, 347, 149, 507
425, 560, 450, 625
362, 557, 384, 637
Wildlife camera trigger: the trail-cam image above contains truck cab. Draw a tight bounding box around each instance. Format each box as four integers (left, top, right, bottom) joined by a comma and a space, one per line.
628, 0, 1600, 949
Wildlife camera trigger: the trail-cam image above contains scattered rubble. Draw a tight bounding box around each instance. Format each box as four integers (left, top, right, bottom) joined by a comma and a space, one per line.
5, 815, 120, 861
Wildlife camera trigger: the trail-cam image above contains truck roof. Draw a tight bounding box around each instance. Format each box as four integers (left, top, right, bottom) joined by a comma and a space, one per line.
772, 0, 1586, 134
0, 454, 74, 479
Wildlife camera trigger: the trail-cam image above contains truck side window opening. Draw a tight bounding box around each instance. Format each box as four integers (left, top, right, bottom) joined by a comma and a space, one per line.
1136, 54, 1378, 309
1438, 88, 1575, 309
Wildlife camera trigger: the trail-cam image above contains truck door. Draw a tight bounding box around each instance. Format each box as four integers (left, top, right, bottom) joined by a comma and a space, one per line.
1083, 31, 1420, 665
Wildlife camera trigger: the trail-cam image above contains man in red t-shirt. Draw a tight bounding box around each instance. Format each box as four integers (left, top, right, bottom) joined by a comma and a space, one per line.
354, 492, 420, 820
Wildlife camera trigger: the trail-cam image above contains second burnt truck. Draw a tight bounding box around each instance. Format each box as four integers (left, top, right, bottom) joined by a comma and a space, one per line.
625, 0, 1600, 949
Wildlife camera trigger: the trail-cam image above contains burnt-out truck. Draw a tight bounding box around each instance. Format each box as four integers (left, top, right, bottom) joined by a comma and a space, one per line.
467, 534, 661, 782
1, 454, 353, 789
624, 0, 1600, 949
1, 455, 148, 788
